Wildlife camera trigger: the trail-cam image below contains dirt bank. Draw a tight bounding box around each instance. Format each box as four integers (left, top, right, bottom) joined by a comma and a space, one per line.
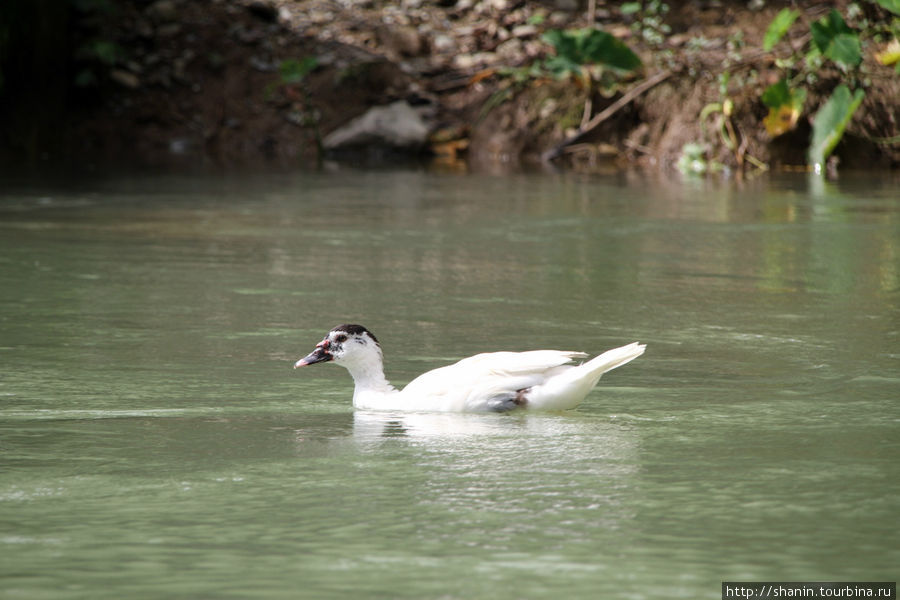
9, 0, 900, 173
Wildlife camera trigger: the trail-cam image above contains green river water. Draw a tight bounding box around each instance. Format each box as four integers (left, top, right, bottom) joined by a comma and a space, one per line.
1, 169, 897, 599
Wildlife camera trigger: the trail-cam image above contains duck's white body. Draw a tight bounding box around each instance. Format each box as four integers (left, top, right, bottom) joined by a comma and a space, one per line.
295, 324, 645, 413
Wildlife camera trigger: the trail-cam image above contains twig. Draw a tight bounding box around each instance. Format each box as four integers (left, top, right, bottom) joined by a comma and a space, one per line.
580, 97, 593, 129
542, 69, 673, 162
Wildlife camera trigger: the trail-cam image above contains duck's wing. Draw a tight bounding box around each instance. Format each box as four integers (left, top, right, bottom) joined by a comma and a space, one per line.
400, 350, 587, 411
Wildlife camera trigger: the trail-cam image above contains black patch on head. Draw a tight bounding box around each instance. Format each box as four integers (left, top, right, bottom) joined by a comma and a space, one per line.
331, 324, 379, 345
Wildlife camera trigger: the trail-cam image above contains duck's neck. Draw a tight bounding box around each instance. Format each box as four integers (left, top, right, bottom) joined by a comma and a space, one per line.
341, 357, 397, 403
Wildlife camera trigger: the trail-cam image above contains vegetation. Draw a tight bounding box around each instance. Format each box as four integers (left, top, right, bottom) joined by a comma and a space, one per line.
1, 0, 897, 171
482, 26, 642, 127
274, 57, 323, 164
680, 2, 900, 176
761, 7, 869, 172
542, 28, 642, 83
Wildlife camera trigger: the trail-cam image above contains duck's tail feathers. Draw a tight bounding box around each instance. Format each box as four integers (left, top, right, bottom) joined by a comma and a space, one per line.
525, 342, 645, 411
581, 341, 646, 381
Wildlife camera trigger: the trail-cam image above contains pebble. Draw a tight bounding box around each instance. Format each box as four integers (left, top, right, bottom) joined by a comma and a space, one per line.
432, 33, 456, 53
511, 24, 538, 38
156, 23, 182, 37
146, 0, 178, 23
110, 69, 141, 89
495, 38, 523, 60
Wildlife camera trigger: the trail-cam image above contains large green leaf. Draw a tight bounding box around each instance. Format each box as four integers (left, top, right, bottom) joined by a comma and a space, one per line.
542, 28, 642, 75
810, 9, 862, 69
810, 9, 853, 49
827, 33, 862, 68
581, 29, 642, 72
808, 85, 865, 169
764, 8, 800, 51
874, 0, 900, 16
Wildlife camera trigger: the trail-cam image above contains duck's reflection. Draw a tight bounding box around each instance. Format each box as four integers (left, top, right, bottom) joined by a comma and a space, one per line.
349, 409, 641, 466
348, 409, 644, 534
352, 410, 516, 441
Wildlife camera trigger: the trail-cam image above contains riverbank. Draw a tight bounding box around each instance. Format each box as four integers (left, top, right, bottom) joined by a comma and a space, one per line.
5, 0, 899, 174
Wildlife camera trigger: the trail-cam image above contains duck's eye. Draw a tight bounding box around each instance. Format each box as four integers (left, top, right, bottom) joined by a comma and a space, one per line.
334, 334, 348, 343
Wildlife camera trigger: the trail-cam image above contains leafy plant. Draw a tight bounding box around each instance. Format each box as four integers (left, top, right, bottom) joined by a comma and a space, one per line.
763, 8, 800, 51
808, 85, 866, 170
270, 57, 323, 164
676, 142, 723, 175
279, 57, 318, 85
73, 39, 127, 87
697, 73, 767, 172
873, 0, 900, 15
621, 1, 671, 47
542, 28, 642, 82
760, 6, 870, 173
810, 9, 862, 70
761, 79, 807, 137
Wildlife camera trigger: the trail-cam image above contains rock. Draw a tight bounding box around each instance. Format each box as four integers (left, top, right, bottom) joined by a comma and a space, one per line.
168, 138, 194, 155
308, 10, 334, 24
146, 0, 177, 23
495, 38, 524, 61
552, 0, 579, 10
249, 56, 276, 72
377, 25, 423, 57
452, 52, 497, 70
323, 101, 429, 150
136, 19, 155, 39
511, 24, 538, 38
432, 33, 456, 53
110, 69, 140, 89
156, 23, 182, 37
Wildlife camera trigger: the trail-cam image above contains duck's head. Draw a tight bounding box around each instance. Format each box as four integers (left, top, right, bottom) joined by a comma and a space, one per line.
294, 324, 382, 369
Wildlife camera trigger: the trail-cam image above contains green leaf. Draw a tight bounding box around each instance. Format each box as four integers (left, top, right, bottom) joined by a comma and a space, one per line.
542, 28, 642, 75
91, 40, 121, 65
540, 29, 567, 53
811, 9, 853, 51
761, 79, 791, 108
279, 57, 318, 84
74, 69, 97, 87
808, 85, 865, 169
764, 8, 800, 51
579, 29, 643, 72
873, 0, 900, 16
827, 33, 862, 68
761, 80, 806, 136
810, 10, 861, 69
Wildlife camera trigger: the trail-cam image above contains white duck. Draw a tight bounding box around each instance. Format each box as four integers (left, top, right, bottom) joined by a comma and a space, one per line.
294, 324, 646, 412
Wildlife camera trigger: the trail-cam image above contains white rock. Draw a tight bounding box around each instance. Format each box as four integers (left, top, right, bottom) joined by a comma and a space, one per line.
432, 33, 456, 53
511, 24, 538, 38
323, 101, 429, 149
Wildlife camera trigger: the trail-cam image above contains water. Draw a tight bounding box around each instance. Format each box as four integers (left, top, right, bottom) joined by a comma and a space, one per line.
1, 169, 898, 599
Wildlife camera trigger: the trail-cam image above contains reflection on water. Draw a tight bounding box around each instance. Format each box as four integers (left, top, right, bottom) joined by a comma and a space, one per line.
1, 169, 898, 598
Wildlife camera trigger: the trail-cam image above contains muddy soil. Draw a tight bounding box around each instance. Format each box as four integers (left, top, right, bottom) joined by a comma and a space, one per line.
24, 0, 900, 172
